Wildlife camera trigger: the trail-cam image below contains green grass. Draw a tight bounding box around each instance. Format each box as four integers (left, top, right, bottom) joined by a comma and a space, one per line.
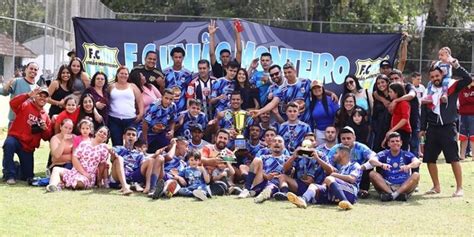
1, 137, 473, 236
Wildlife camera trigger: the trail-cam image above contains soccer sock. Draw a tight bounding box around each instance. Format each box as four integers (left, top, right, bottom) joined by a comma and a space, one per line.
280, 186, 289, 194
329, 182, 347, 202
150, 174, 158, 190
245, 172, 256, 190
302, 188, 316, 203
392, 191, 400, 200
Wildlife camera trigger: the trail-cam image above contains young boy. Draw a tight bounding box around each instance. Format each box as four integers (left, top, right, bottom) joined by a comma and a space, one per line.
176, 151, 211, 201
142, 88, 177, 153
278, 102, 312, 152
209, 61, 239, 113
175, 99, 208, 140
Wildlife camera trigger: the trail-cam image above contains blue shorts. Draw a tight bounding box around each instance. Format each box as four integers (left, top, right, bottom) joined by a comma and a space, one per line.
460, 115, 474, 136
295, 179, 309, 196
313, 178, 357, 204
126, 168, 145, 183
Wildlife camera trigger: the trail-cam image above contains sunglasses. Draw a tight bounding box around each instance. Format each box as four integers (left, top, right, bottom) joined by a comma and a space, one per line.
345, 80, 355, 85
270, 72, 280, 78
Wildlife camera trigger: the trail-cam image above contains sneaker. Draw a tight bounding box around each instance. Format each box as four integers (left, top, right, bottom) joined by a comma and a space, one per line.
206, 185, 213, 199
254, 187, 272, 203
380, 193, 393, 202
150, 179, 165, 199
193, 189, 208, 201
237, 189, 251, 199
6, 178, 16, 185
229, 186, 242, 195
273, 191, 288, 201
395, 193, 409, 201
287, 192, 307, 209
132, 182, 144, 192
338, 200, 353, 210
46, 184, 59, 192
165, 180, 178, 198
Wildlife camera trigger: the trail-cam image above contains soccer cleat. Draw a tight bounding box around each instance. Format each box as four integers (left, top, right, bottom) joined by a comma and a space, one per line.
380, 193, 393, 202
150, 179, 165, 199
6, 178, 16, 185
193, 189, 208, 201
395, 193, 409, 201
338, 200, 353, 210
287, 192, 307, 209
237, 189, 251, 199
46, 184, 59, 192
165, 180, 178, 198
254, 187, 272, 204
273, 191, 288, 201
229, 186, 242, 195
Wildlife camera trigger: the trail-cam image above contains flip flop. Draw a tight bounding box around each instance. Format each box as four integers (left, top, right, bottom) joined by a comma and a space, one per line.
452, 190, 464, 197
424, 188, 440, 195
122, 189, 133, 196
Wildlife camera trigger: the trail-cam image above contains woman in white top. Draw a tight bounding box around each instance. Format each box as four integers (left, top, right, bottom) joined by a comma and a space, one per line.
108, 66, 144, 146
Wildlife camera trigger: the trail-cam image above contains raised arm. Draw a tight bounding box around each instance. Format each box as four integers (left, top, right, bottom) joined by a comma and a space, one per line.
208, 20, 218, 66
396, 32, 408, 72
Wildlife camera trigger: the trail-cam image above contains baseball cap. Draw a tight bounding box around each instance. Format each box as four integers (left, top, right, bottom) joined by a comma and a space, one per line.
190, 124, 204, 132
380, 60, 392, 68
67, 48, 75, 57
340, 126, 355, 135
310, 80, 323, 88
39, 87, 49, 96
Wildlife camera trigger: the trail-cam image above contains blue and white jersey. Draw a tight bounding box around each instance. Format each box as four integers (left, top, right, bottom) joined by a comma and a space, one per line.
188, 139, 210, 152
179, 167, 206, 187
376, 149, 416, 185
274, 78, 311, 122
144, 99, 177, 136
175, 110, 208, 140
164, 156, 187, 173
316, 144, 332, 158
258, 122, 280, 140
210, 77, 235, 112
337, 161, 362, 192
434, 61, 452, 79
255, 147, 290, 157
260, 154, 288, 174
297, 78, 312, 124
114, 146, 144, 177
246, 141, 265, 157
278, 120, 312, 152
327, 142, 375, 166
163, 67, 193, 112
218, 109, 254, 133
250, 71, 271, 105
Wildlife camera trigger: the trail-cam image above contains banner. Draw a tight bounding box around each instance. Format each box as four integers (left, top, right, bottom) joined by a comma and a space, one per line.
73, 17, 401, 93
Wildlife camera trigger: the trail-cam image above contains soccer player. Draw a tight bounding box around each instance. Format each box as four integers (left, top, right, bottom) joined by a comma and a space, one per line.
208, 19, 242, 79
248, 53, 273, 105
162, 47, 193, 112
130, 51, 165, 93
209, 60, 240, 113
186, 59, 217, 118
176, 151, 211, 201
278, 102, 312, 152
316, 125, 338, 157
175, 99, 208, 140
188, 124, 210, 152
287, 145, 362, 210
238, 136, 289, 203
367, 132, 421, 201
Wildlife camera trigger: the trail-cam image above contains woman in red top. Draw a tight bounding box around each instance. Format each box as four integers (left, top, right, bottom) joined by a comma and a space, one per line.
384, 83, 411, 150
458, 78, 474, 160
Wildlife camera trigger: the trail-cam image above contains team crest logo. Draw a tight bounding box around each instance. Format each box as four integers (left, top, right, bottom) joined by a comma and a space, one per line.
392, 162, 399, 168
300, 87, 306, 94
355, 56, 389, 88
82, 43, 120, 80
149, 76, 156, 82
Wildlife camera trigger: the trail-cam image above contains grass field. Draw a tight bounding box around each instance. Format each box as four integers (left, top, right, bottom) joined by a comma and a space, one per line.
0, 129, 473, 236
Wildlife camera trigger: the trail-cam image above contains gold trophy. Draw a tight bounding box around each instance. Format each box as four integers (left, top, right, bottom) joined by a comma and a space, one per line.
233, 110, 247, 150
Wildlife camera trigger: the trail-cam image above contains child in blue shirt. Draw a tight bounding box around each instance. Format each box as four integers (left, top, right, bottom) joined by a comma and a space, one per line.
176, 151, 211, 201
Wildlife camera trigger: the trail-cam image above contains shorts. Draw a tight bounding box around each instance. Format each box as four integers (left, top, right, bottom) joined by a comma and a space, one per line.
383, 179, 415, 196
126, 168, 145, 183
459, 115, 474, 137
313, 178, 357, 204
424, 124, 459, 163
295, 179, 309, 196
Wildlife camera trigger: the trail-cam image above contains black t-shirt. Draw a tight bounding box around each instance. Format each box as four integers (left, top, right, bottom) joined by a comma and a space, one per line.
237, 87, 260, 110
131, 65, 164, 90
211, 62, 225, 79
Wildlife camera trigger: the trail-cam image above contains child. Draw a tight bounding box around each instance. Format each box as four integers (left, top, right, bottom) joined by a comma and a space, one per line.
212, 161, 237, 194
176, 151, 211, 201
424, 47, 453, 106
175, 99, 208, 140
278, 102, 312, 152
54, 96, 79, 134
348, 108, 370, 145
73, 119, 94, 149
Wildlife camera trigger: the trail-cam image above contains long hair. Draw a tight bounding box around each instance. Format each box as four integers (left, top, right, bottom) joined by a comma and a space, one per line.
90, 71, 109, 91
310, 86, 330, 116
68, 57, 85, 77
373, 74, 390, 97
389, 83, 406, 98
55, 64, 74, 91
234, 68, 251, 90
128, 69, 143, 93
343, 75, 362, 95
114, 66, 129, 83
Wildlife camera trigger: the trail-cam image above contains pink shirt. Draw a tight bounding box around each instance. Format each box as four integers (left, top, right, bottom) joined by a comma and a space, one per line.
142, 85, 162, 111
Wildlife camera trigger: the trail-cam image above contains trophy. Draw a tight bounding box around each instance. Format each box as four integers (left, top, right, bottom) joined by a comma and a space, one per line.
220, 149, 236, 163
298, 139, 315, 157
233, 110, 247, 150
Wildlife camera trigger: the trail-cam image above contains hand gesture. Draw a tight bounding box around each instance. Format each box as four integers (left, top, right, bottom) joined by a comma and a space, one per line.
28, 87, 41, 98
96, 101, 106, 110
380, 163, 392, 171
248, 109, 260, 118
39, 119, 47, 130
166, 130, 174, 140
250, 58, 259, 69
208, 19, 218, 35
399, 165, 410, 173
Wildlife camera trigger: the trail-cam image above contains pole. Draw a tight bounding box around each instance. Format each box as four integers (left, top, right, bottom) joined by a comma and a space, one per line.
43, 0, 48, 73
12, 0, 17, 77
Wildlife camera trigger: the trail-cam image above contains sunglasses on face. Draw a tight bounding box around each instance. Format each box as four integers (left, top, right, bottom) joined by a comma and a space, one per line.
270, 72, 280, 78
345, 80, 355, 85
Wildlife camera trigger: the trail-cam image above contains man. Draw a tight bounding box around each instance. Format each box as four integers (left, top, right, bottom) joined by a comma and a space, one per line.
316, 125, 338, 157
266, 65, 287, 103
278, 102, 312, 152
175, 99, 208, 140
186, 59, 217, 118
367, 132, 421, 201
420, 58, 472, 197
288, 145, 361, 210
188, 124, 210, 152
379, 32, 408, 76
248, 52, 273, 105
326, 126, 376, 198
163, 47, 193, 112
109, 127, 155, 194
209, 60, 239, 113
0, 62, 39, 125
2, 88, 52, 184
208, 19, 242, 79
130, 50, 165, 93
238, 136, 289, 204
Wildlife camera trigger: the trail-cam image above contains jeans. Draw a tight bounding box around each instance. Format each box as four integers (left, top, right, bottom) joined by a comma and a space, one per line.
2, 136, 34, 180
108, 116, 136, 146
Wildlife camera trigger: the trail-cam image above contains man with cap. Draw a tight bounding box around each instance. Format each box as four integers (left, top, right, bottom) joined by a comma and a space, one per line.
130, 50, 165, 93
67, 49, 76, 61
2, 87, 52, 184
188, 123, 210, 151
325, 126, 377, 198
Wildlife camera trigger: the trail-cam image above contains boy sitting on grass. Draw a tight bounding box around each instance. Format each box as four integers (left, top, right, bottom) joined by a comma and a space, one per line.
176, 151, 212, 201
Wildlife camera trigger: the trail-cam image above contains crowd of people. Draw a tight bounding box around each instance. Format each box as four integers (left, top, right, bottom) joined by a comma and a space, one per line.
1, 22, 472, 210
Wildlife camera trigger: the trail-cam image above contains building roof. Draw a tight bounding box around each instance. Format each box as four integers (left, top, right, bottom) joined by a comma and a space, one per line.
0, 33, 37, 58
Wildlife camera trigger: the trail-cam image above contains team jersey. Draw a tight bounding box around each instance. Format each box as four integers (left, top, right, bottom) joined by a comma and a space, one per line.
164, 156, 187, 174
175, 110, 208, 140
255, 147, 291, 157
336, 161, 362, 192
327, 142, 375, 166
188, 139, 210, 152
246, 141, 265, 157
143, 99, 177, 136
376, 149, 416, 185
259, 154, 288, 185
274, 78, 311, 123
316, 143, 333, 158
210, 77, 235, 112
163, 67, 193, 112
250, 71, 271, 105
179, 167, 206, 187
113, 146, 144, 178
278, 120, 312, 152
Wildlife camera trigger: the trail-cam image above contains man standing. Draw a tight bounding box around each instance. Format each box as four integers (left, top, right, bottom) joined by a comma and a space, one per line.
421, 58, 472, 197
186, 59, 217, 118
248, 53, 273, 105
163, 47, 193, 112
130, 51, 165, 93
208, 19, 242, 79
209, 61, 239, 113
2, 88, 52, 184
368, 132, 421, 201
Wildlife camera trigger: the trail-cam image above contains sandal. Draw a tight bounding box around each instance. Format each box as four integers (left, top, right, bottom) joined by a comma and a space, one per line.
452, 190, 464, 197
424, 188, 440, 195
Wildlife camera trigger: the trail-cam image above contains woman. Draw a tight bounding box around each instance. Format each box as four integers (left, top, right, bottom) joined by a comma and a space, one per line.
49, 119, 75, 170
335, 93, 362, 131
108, 66, 144, 146
47, 65, 73, 117
384, 83, 411, 150
234, 68, 259, 110
458, 79, 474, 160
371, 74, 392, 152
129, 69, 161, 112
69, 57, 90, 97
76, 93, 103, 134
341, 75, 373, 115
309, 80, 339, 144
84, 71, 110, 125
